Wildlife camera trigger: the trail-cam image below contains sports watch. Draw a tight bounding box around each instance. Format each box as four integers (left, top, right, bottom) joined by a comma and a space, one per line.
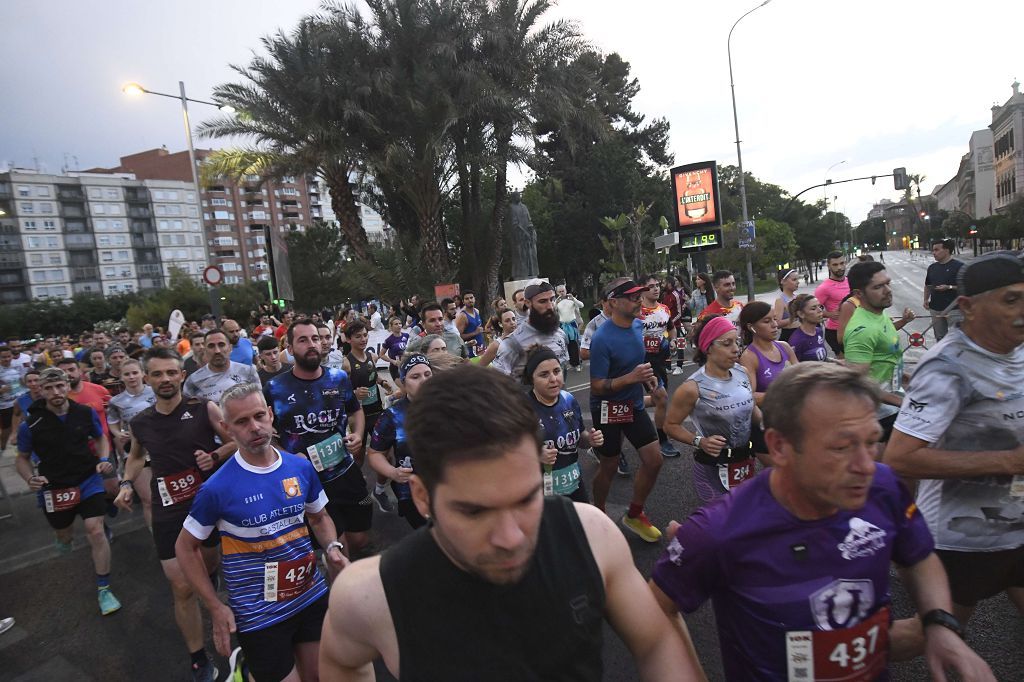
692, 435, 703, 450
921, 609, 963, 637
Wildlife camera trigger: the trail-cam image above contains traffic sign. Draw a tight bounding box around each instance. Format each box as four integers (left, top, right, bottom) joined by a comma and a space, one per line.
202, 265, 224, 287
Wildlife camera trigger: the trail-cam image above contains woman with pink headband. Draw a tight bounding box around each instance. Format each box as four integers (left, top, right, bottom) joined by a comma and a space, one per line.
665, 315, 762, 503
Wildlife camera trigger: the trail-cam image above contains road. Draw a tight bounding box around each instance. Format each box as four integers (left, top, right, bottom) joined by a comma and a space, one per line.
1, 250, 1021, 681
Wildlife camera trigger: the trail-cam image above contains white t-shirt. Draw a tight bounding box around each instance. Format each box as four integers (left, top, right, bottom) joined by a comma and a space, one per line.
370, 311, 384, 331
894, 327, 1024, 552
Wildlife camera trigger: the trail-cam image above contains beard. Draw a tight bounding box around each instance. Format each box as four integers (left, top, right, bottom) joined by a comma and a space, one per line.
529, 307, 560, 334
295, 348, 322, 371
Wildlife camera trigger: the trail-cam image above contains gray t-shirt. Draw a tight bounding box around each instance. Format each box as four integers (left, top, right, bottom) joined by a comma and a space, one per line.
0, 364, 25, 410
894, 327, 1024, 552
107, 386, 157, 428
491, 321, 569, 382
688, 366, 755, 448
183, 361, 261, 404
580, 313, 608, 351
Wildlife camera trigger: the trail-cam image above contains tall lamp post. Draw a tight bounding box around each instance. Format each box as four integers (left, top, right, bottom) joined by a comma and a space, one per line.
728, 0, 773, 302
824, 160, 847, 253
122, 81, 235, 319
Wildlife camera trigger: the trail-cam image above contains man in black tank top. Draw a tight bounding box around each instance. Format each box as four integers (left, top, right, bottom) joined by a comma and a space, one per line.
318, 366, 704, 681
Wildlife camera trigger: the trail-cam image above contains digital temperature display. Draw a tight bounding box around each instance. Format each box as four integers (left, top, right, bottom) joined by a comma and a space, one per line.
677, 229, 722, 252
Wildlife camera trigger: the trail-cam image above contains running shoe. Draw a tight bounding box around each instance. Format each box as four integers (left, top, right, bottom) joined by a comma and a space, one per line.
228, 646, 247, 682
660, 441, 680, 458
617, 454, 630, 476
373, 489, 396, 513
190, 657, 217, 682
621, 512, 662, 543
55, 538, 73, 555
671, 366, 684, 375
97, 587, 122, 615
0, 617, 14, 636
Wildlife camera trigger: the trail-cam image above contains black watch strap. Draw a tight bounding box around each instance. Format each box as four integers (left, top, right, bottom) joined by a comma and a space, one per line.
921, 609, 963, 637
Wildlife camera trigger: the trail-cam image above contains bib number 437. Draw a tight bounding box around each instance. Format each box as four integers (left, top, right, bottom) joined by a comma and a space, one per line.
786, 607, 889, 682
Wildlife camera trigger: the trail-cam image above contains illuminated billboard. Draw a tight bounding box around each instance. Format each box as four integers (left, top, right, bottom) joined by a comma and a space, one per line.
670, 161, 722, 229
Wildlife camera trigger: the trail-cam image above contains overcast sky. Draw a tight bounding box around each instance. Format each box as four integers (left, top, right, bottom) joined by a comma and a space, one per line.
2, 0, 1018, 224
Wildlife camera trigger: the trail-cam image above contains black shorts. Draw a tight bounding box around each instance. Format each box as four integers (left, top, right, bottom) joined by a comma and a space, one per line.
388, 364, 400, 381
566, 485, 589, 504
646, 354, 669, 389
236, 594, 328, 682
320, 466, 373, 537
152, 515, 220, 561
936, 547, 1024, 607
591, 407, 658, 457
43, 492, 107, 530
824, 328, 843, 356
0, 406, 13, 429
751, 423, 768, 454
397, 498, 427, 530
362, 412, 381, 449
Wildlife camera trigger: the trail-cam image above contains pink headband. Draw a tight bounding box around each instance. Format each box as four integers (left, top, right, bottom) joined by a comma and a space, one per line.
698, 316, 736, 354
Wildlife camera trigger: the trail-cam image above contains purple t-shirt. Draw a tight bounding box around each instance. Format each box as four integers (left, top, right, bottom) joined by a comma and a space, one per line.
652, 464, 933, 681
789, 325, 829, 362
381, 332, 409, 361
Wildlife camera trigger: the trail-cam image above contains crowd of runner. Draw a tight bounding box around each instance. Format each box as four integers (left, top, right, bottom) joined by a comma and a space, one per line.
2, 239, 1022, 682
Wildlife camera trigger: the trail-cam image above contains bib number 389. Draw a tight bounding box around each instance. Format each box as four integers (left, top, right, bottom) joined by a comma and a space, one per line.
263, 553, 317, 602
785, 607, 889, 682
157, 468, 201, 507
43, 486, 81, 513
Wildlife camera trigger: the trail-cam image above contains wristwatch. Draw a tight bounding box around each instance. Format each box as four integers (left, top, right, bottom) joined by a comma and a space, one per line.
692, 435, 703, 450
326, 540, 345, 556
119, 480, 134, 489
921, 609, 964, 637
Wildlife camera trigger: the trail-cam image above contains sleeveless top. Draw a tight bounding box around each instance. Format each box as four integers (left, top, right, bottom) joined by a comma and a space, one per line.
778, 293, 794, 321
346, 351, 383, 417
748, 341, 789, 393
462, 308, 484, 350
379, 495, 605, 682
688, 366, 755, 458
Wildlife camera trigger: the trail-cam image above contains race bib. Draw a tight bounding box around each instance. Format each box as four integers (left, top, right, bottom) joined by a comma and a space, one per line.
43, 486, 81, 513
717, 458, 755, 491
157, 468, 201, 507
785, 607, 889, 682
644, 336, 663, 354
1010, 475, 1024, 499
263, 552, 317, 602
306, 432, 346, 472
600, 400, 634, 424
359, 384, 379, 406
543, 468, 554, 497
549, 462, 582, 496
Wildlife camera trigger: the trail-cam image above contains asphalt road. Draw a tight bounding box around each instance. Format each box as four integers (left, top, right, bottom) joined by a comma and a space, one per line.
2, 250, 1020, 681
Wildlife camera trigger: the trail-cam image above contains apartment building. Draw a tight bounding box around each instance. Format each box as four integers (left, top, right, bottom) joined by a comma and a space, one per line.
0, 169, 207, 303
990, 80, 1023, 213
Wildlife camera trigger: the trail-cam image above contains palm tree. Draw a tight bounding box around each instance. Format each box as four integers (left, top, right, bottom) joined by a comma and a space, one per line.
198, 18, 373, 261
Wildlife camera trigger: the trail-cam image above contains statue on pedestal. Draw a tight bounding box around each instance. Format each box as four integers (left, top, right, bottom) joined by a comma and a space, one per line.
507, 192, 538, 280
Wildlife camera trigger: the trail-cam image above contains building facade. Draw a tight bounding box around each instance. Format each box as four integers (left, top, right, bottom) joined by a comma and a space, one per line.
956, 129, 995, 219
990, 81, 1023, 213
0, 169, 206, 303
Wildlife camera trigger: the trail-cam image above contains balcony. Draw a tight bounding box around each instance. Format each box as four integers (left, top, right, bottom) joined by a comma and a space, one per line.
138, 263, 162, 276
139, 277, 164, 291
57, 187, 85, 201
0, 185, 11, 199
124, 188, 149, 202
132, 233, 159, 248
131, 220, 154, 232
71, 266, 99, 281
0, 253, 25, 268
65, 234, 95, 250
62, 205, 86, 219
64, 219, 90, 233
128, 207, 151, 219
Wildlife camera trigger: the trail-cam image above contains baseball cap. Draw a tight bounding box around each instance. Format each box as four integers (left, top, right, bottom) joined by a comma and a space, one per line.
603, 277, 649, 299
523, 280, 554, 300
38, 368, 68, 386
957, 254, 1024, 298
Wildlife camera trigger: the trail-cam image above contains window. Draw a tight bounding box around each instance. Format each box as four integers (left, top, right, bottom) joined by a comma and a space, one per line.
105, 189, 119, 199
187, 205, 198, 217
176, 249, 189, 259
29, 254, 42, 265
27, 237, 40, 248
153, 190, 165, 201
38, 202, 53, 213
20, 202, 33, 213
48, 254, 61, 265
211, 198, 227, 206
156, 205, 166, 215
103, 266, 116, 278
190, 220, 200, 231
111, 220, 123, 229
17, 186, 31, 197
159, 220, 169, 230
167, 190, 179, 201
98, 235, 111, 246
94, 220, 107, 231
108, 204, 122, 215
43, 219, 56, 230
93, 204, 105, 215
23, 220, 37, 230
101, 251, 113, 262
88, 188, 102, 199
46, 236, 59, 248
186, 192, 196, 203
213, 210, 230, 220
173, 220, 183, 230
35, 186, 50, 197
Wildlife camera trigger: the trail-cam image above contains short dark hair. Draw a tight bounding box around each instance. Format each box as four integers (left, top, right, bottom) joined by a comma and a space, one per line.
420, 302, 443, 316
789, 293, 816, 321
440, 297, 454, 309
462, 289, 475, 297
826, 250, 844, 262
512, 288, 525, 300
712, 270, 733, 285
932, 238, 955, 252
847, 261, 886, 292
23, 367, 41, 378
189, 330, 206, 342
345, 321, 367, 337
142, 347, 183, 373
256, 336, 279, 353
116, 327, 130, 335
405, 365, 541, 493
0, 345, 9, 355
762, 363, 880, 448
203, 328, 228, 343
56, 356, 77, 368
287, 317, 318, 346
738, 301, 773, 345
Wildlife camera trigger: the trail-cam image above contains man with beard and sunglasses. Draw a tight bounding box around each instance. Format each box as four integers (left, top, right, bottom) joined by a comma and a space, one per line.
264, 318, 373, 555
182, 329, 260, 405
115, 348, 236, 682
491, 281, 569, 383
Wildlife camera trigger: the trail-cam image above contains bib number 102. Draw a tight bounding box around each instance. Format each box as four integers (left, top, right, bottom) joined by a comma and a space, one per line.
828, 624, 880, 669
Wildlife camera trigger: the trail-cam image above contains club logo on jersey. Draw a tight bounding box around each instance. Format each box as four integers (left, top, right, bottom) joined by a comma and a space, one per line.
837, 517, 886, 560
809, 579, 874, 630
907, 398, 927, 413
287, 393, 296, 404
666, 537, 684, 565
321, 388, 340, 397
281, 477, 301, 498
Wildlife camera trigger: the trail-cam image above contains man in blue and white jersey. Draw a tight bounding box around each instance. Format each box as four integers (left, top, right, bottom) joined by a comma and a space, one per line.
177, 383, 347, 682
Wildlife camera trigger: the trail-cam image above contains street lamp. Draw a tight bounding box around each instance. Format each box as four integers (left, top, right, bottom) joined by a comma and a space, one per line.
728, 0, 773, 302
824, 160, 846, 252
122, 80, 234, 320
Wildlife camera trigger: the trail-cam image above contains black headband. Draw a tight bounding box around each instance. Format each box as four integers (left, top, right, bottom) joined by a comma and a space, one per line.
400, 354, 430, 379
523, 348, 559, 384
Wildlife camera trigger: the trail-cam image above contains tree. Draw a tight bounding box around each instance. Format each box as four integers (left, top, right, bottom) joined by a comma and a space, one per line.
0, 293, 138, 339
710, 218, 797, 278
199, 18, 372, 261
283, 223, 347, 310
855, 217, 887, 250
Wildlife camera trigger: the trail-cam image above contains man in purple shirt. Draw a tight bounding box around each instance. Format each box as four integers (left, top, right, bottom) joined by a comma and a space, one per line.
650, 363, 993, 682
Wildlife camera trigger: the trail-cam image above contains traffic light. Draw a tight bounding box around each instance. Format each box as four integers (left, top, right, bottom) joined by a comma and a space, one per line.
893, 167, 908, 191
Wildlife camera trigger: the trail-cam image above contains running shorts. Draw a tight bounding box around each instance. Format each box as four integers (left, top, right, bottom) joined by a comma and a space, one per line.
236, 594, 329, 682
590, 407, 658, 457
936, 547, 1024, 607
